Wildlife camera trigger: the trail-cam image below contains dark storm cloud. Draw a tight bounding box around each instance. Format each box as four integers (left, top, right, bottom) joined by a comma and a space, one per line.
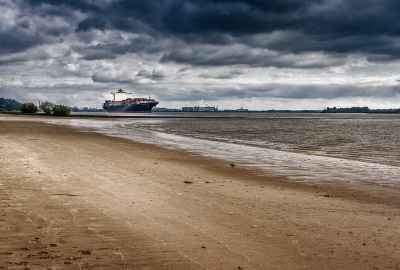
198, 72, 238, 79
0, 29, 44, 55
90, 67, 165, 84
72, 34, 169, 61
160, 45, 346, 68
70, 0, 400, 65
211, 83, 400, 100
136, 69, 166, 80
26, 0, 97, 13
91, 74, 133, 84
0, 1, 76, 50
6, 0, 398, 66
82, 52, 117, 61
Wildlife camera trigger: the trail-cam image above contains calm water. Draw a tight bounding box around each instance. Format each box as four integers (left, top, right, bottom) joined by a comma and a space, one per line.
52, 113, 400, 190
138, 113, 400, 166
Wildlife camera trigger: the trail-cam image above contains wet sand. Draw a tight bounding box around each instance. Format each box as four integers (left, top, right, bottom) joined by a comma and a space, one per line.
1, 115, 399, 269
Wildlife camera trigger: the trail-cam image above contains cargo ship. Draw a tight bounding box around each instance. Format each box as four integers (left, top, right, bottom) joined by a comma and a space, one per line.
103, 89, 159, 113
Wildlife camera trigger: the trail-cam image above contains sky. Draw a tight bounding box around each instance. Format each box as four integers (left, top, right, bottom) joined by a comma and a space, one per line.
1, 0, 400, 110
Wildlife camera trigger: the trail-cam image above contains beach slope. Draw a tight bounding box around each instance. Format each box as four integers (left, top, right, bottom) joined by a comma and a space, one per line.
1, 115, 399, 269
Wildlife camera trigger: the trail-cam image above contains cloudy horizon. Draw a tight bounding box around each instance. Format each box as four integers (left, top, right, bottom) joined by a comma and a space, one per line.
1, 0, 400, 110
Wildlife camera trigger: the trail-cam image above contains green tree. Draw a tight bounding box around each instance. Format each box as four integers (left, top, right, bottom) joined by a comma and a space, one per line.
52, 104, 71, 116
40, 101, 54, 115
20, 102, 38, 114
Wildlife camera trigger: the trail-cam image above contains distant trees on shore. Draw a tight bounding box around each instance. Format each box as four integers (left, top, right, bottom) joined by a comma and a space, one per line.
322, 106, 400, 113
40, 101, 54, 115
322, 106, 371, 113
20, 102, 38, 114
39, 101, 70, 116
52, 104, 71, 116
0, 98, 70, 116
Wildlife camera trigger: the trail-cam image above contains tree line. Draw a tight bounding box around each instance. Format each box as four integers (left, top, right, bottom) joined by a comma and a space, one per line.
20, 101, 71, 116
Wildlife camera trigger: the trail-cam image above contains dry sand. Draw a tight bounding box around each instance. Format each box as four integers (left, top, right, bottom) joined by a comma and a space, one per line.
1, 115, 399, 269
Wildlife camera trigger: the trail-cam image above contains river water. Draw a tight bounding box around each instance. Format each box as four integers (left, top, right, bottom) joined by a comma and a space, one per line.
50, 113, 400, 191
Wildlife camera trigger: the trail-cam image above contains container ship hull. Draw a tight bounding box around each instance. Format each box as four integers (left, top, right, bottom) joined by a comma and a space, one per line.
103, 103, 158, 113
103, 89, 159, 113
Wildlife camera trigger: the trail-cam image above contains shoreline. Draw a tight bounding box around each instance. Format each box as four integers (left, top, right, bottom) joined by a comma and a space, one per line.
1, 115, 400, 269
48, 114, 400, 209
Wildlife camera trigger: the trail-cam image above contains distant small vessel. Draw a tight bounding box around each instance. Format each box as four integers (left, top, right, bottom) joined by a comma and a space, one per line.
103, 89, 159, 113
182, 105, 218, 112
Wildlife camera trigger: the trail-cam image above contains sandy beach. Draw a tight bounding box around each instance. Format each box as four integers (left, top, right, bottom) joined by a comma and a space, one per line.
1, 115, 399, 269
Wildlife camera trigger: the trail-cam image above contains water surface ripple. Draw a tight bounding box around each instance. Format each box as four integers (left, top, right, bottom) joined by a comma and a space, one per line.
50, 113, 400, 191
